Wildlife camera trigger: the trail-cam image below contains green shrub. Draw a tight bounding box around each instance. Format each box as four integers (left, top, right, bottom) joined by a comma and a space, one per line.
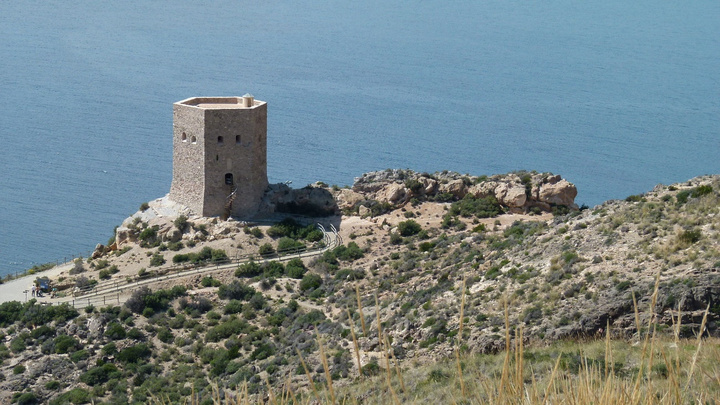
285, 258, 307, 279
54, 334, 79, 354
250, 342, 275, 361
201, 277, 222, 287
13, 364, 25, 374
149, 254, 165, 267
218, 281, 256, 301
10, 336, 27, 353
70, 349, 90, 363
157, 328, 174, 343
277, 237, 305, 252
117, 343, 151, 364
14, 392, 38, 405
173, 215, 188, 231
138, 225, 160, 248
167, 241, 184, 251
333, 242, 364, 261
678, 229, 702, 245
139, 202, 150, 211
50, 388, 90, 405
261, 261, 285, 278
206, 319, 253, 342
173, 247, 227, 264
259, 243, 275, 257
224, 300, 243, 314
105, 322, 126, 340
448, 194, 502, 219
299, 273, 323, 292
235, 261, 262, 278
124, 286, 186, 314
397, 220, 422, 236
80, 363, 119, 386
98, 269, 111, 280
691, 185, 713, 198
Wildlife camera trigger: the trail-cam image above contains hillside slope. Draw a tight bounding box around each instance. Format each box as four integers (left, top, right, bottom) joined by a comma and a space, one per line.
0, 171, 718, 404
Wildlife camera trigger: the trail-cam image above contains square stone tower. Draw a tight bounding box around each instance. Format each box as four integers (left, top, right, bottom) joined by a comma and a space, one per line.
169, 95, 268, 218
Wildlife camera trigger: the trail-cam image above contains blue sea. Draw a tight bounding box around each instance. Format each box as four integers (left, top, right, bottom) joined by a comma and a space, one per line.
0, 0, 718, 277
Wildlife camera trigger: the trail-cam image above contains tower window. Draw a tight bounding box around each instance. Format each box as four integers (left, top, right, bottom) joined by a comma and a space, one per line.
191, 136, 197, 144
218, 136, 224, 144
181, 132, 187, 142
235, 135, 241, 144
225, 173, 234, 185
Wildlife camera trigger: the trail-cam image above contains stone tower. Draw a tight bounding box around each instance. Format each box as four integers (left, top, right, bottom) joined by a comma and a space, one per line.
169, 95, 268, 218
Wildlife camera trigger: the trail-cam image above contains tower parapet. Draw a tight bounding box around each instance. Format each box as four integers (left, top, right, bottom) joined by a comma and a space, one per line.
169, 96, 268, 218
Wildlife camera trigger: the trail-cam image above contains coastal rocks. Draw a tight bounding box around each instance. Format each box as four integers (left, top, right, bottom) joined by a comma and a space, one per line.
377, 183, 407, 204
334, 189, 365, 210
539, 179, 578, 208
348, 169, 578, 215
438, 179, 467, 199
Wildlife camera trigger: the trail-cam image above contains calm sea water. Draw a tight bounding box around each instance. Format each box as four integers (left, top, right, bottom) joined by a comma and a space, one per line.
0, 1, 718, 277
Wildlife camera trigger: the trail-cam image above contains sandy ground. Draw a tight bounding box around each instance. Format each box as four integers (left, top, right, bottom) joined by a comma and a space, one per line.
0, 262, 73, 304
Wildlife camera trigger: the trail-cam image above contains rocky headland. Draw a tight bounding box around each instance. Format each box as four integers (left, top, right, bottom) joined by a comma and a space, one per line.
1, 170, 719, 404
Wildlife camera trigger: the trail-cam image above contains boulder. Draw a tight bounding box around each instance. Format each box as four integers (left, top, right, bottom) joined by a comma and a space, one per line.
439, 179, 466, 199
335, 189, 365, 209
538, 179, 578, 207
92, 244, 105, 259
377, 183, 407, 204
468, 181, 497, 198
502, 185, 528, 208
418, 177, 438, 195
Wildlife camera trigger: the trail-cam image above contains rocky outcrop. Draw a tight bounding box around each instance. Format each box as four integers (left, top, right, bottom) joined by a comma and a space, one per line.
346, 169, 578, 215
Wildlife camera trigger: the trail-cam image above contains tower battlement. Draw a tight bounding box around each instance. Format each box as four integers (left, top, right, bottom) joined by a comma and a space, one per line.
169, 95, 268, 218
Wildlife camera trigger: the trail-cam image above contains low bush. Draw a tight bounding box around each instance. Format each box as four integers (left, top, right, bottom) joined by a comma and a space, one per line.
299, 273, 323, 292
259, 243, 275, 257
117, 343, 152, 364
285, 258, 307, 279
149, 254, 166, 267
206, 319, 254, 342
173, 247, 228, 264
448, 194, 502, 219
235, 261, 262, 278
398, 220, 422, 236
218, 281, 256, 301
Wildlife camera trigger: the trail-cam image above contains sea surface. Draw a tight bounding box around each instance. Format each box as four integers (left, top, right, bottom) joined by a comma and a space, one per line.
0, 0, 718, 277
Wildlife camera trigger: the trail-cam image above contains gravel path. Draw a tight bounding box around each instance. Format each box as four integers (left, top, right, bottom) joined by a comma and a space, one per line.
0, 263, 74, 304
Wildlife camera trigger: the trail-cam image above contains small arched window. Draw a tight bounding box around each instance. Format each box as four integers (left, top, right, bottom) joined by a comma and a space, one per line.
218, 136, 224, 145
235, 135, 241, 144
181, 132, 187, 142
191, 136, 197, 144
